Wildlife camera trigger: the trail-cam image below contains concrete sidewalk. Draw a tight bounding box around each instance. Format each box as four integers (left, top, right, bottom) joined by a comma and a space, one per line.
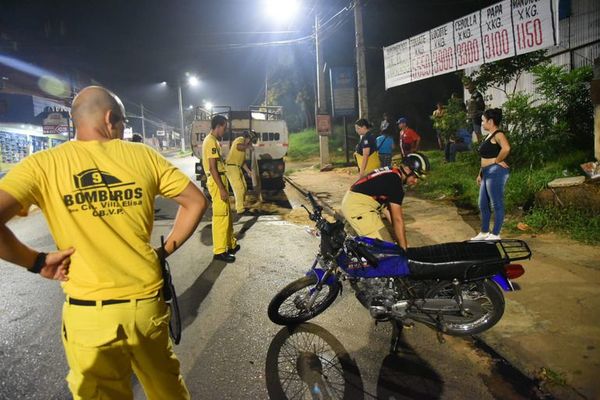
288, 167, 600, 400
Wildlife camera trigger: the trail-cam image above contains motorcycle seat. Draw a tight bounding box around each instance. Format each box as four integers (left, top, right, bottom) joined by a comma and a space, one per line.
406, 241, 504, 280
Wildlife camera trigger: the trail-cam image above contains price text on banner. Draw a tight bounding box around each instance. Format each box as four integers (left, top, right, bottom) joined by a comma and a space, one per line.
383, 0, 558, 89
430, 22, 456, 77
383, 40, 411, 89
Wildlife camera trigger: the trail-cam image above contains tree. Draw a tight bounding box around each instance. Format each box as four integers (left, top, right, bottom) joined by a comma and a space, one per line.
265, 48, 315, 132
431, 96, 469, 141
463, 50, 548, 95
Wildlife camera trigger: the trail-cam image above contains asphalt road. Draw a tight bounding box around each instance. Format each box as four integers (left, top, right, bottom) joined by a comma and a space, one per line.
0, 156, 537, 399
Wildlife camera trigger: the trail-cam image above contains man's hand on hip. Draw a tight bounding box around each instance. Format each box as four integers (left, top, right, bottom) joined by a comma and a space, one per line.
41, 248, 75, 281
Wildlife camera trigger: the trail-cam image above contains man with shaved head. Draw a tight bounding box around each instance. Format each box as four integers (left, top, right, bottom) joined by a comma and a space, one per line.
0, 86, 206, 399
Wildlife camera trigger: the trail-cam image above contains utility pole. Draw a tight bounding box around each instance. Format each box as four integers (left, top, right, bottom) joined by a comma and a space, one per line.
178, 84, 185, 152
354, 0, 369, 120
593, 57, 600, 161
265, 67, 269, 107
141, 103, 146, 142
315, 13, 330, 168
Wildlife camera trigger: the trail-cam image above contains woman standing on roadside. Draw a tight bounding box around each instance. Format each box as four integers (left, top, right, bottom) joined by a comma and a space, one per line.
471, 108, 511, 241
376, 127, 395, 168
354, 118, 380, 177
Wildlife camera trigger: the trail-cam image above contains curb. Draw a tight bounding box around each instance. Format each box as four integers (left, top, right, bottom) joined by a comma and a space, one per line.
283, 176, 344, 221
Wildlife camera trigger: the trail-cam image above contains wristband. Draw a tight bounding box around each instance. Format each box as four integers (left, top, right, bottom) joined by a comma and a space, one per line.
29, 252, 47, 274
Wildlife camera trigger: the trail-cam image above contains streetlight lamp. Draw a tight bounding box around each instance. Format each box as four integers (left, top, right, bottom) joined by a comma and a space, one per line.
177, 74, 199, 152
264, 0, 299, 23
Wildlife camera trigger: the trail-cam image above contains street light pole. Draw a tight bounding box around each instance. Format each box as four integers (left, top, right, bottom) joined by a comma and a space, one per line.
315, 13, 330, 169
141, 103, 146, 141
354, 0, 369, 119
178, 84, 185, 152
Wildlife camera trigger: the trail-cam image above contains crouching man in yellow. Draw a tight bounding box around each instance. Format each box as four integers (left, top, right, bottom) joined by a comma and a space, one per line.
0, 86, 207, 399
226, 130, 255, 215
341, 154, 429, 250
203, 115, 238, 263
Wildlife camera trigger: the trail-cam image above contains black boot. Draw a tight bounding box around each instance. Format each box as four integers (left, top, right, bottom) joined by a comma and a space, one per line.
228, 244, 241, 255
213, 252, 235, 263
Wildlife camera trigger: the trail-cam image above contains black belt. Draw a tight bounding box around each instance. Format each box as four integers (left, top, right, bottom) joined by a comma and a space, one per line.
226, 164, 242, 167
68, 294, 159, 306
206, 172, 226, 177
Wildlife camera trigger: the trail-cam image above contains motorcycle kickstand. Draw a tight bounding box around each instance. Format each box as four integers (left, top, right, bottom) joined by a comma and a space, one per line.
389, 319, 404, 354
435, 314, 446, 344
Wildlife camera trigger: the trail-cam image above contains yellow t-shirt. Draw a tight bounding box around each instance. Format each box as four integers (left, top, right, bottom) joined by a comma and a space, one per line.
202, 132, 225, 175
0, 140, 191, 300
226, 136, 247, 167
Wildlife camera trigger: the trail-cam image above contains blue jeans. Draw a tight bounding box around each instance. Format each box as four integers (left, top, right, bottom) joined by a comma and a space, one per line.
479, 164, 509, 235
380, 153, 392, 168
444, 142, 469, 162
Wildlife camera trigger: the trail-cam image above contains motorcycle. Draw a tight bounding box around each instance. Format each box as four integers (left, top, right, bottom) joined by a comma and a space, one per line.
268, 193, 532, 350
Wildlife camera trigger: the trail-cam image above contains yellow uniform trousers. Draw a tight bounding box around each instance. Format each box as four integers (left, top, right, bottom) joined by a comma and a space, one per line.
341, 190, 394, 242
61, 295, 189, 400
207, 174, 237, 254
225, 164, 247, 214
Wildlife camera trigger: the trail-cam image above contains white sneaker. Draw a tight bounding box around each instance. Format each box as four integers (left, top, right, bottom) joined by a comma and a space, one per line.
486, 233, 501, 241
470, 232, 489, 241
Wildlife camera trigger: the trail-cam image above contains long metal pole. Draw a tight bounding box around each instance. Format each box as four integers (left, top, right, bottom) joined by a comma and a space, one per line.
315, 13, 330, 168
265, 67, 268, 106
594, 57, 600, 161
178, 84, 185, 152
354, 0, 369, 120
141, 103, 146, 142
344, 115, 349, 164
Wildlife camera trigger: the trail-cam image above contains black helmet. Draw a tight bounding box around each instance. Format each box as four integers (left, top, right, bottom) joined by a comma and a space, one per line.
402, 152, 430, 178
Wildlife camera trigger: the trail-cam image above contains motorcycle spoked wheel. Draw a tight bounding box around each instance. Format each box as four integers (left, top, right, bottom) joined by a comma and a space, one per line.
268, 275, 341, 326
425, 279, 505, 336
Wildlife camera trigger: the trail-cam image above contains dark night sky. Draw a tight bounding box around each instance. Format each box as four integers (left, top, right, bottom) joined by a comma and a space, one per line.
1, 0, 492, 136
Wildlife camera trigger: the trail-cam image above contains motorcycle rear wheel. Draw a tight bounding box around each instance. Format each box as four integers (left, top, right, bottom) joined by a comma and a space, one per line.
268, 275, 341, 325
426, 279, 505, 336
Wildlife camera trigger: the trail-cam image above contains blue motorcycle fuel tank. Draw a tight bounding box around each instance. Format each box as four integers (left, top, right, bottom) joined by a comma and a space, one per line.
338, 237, 411, 278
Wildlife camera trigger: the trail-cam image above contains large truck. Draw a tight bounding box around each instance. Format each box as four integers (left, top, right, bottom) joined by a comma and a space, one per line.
190, 106, 288, 191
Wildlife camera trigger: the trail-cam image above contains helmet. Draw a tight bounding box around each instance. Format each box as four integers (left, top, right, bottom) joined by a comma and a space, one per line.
244, 129, 259, 143
402, 152, 430, 178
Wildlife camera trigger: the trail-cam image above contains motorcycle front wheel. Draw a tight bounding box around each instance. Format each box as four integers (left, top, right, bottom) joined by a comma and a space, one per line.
268, 275, 341, 325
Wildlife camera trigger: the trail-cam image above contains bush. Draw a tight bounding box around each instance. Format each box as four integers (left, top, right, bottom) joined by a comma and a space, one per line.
503, 92, 568, 168
503, 64, 593, 168
431, 97, 469, 141
531, 64, 594, 150
416, 150, 589, 212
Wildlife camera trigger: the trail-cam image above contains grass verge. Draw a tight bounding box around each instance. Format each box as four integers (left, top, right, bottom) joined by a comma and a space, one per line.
416, 149, 600, 244
287, 127, 353, 161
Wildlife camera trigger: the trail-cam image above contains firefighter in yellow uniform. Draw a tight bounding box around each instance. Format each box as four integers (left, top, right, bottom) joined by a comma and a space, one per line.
0, 86, 208, 399
225, 131, 255, 214
202, 115, 238, 263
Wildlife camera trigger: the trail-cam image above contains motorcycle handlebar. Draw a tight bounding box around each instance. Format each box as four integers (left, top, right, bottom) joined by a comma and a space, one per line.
307, 192, 323, 214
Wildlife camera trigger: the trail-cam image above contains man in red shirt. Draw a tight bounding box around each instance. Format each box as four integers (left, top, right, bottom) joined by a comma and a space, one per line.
397, 117, 421, 157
